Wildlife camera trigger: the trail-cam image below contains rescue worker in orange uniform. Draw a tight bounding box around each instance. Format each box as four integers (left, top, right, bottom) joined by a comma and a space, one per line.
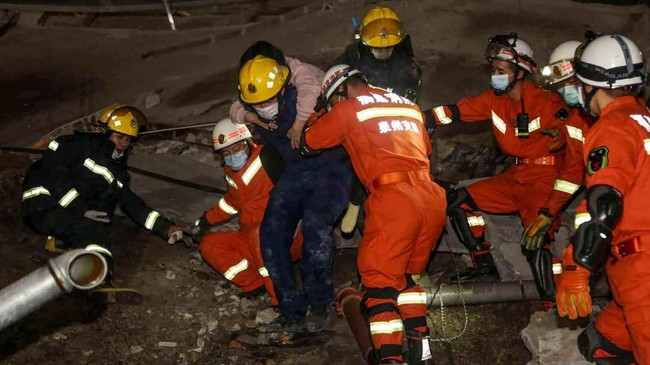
526, 40, 594, 252
192, 118, 302, 305
423, 33, 571, 307
301, 65, 446, 365
553, 34, 649, 364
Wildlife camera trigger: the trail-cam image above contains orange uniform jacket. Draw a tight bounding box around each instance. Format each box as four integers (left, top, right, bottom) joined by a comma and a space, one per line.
432, 80, 581, 215
305, 86, 447, 362
305, 87, 431, 186
581, 96, 650, 243
204, 145, 272, 231
543, 108, 592, 215
200, 144, 301, 302
573, 96, 650, 362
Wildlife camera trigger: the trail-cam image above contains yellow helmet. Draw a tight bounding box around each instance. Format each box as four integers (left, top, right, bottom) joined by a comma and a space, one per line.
359, 7, 405, 48
99, 105, 144, 138
238, 56, 290, 105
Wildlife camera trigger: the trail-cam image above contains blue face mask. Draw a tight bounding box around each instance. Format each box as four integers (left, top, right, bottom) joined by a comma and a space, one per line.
558, 84, 581, 107
224, 150, 248, 171
491, 73, 512, 92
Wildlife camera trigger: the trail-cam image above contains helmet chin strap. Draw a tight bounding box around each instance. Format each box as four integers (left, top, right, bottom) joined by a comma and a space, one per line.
583, 86, 599, 116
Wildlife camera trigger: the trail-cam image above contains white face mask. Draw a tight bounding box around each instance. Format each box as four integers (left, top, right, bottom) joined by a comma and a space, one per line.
490, 73, 512, 92
558, 84, 581, 107
370, 47, 395, 60
224, 150, 248, 171
254, 102, 279, 121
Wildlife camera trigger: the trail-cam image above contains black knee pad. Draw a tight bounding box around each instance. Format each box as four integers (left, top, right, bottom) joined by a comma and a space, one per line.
447, 187, 478, 210
361, 287, 401, 318
447, 188, 482, 247
525, 249, 556, 301
578, 322, 635, 364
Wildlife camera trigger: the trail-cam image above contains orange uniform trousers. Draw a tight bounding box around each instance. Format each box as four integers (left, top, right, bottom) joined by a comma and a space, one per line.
595, 234, 650, 363
359, 179, 447, 361
467, 164, 558, 228
200, 223, 303, 305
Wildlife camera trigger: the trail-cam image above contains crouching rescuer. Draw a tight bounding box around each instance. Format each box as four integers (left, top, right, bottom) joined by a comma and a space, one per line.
21, 105, 185, 304
554, 34, 650, 364
301, 64, 446, 364
192, 118, 303, 305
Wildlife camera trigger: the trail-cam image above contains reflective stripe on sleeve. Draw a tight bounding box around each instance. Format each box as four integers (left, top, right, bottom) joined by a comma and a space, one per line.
83, 158, 115, 184
58, 188, 79, 207
433, 106, 452, 125
144, 211, 161, 230
22, 186, 51, 201
116, 180, 123, 188
224, 259, 249, 280
356, 107, 423, 123
218, 198, 238, 215
644, 139, 650, 155
369, 319, 404, 335
553, 180, 580, 195
397, 292, 428, 306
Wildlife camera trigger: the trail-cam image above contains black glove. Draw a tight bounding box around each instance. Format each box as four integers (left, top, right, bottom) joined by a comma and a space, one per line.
191, 215, 211, 242
423, 109, 437, 135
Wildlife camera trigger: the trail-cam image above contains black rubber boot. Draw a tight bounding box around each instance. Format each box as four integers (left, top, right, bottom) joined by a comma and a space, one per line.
451, 249, 499, 282
406, 330, 435, 365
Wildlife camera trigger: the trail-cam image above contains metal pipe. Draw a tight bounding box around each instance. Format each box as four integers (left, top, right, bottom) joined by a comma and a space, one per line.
335, 287, 378, 365
426, 279, 610, 307
0, 249, 107, 332
138, 122, 217, 135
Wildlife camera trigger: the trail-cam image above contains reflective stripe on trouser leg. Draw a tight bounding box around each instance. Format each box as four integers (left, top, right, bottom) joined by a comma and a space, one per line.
199, 231, 264, 292
364, 288, 405, 362
466, 212, 486, 240
397, 284, 429, 335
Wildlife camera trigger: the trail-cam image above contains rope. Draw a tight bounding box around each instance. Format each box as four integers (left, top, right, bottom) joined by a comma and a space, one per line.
0, 146, 226, 195
427, 238, 469, 342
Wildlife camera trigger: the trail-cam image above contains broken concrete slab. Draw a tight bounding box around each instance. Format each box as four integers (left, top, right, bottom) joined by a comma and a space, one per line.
521, 309, 596, 365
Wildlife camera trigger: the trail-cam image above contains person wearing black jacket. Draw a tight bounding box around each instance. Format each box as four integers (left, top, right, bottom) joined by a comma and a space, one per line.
21, 105, 184, 304
334, 6, 423, 236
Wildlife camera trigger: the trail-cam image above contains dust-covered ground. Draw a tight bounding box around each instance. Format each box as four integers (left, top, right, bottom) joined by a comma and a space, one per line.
0, 151, 536, 364
0, 0, 648, 364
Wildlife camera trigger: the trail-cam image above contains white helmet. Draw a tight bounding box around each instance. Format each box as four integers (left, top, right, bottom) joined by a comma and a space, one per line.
321, 64, 364, 102
575, 34, 646, 89
484, 33, 536, 73
542, 40, 582, 85
212, 118, 252, 151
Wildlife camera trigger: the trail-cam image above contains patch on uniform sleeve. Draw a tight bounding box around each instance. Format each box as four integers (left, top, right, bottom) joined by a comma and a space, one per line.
587, 146, 609, 175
